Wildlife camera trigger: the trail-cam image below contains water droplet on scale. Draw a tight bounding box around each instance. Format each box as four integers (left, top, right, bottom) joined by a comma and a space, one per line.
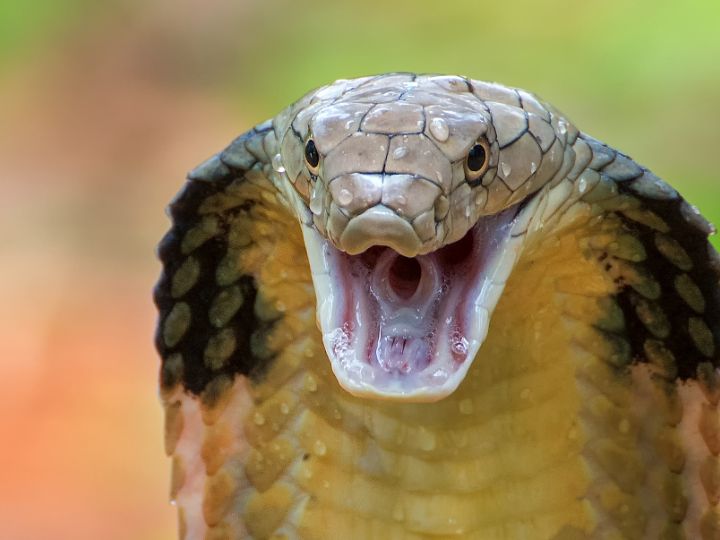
313, 440, 327, 456
392, 146, 408, 159
530, 161, 537, 174
429, 117, 450, 142
459, 398, 474, 415
337, 188, 353, 206
272, 154, 285, 173
417, 428, 437, 451
577, 177, 588, 194
280, 402, 289, 415
253, 412, 266, 426
309, 185, 323, 215
500, 162, 512, 178
305, 375, 318, 392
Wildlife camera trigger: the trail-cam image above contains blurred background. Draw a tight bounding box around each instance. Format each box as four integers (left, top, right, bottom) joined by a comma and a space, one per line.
0, 1, 718, 538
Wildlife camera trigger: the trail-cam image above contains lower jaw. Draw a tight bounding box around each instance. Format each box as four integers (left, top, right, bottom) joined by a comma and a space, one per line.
303, 203, 530, 402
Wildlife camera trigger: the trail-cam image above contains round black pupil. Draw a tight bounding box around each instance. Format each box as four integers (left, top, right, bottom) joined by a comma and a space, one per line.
305, 140, 319, 168
467, 144, 486, 172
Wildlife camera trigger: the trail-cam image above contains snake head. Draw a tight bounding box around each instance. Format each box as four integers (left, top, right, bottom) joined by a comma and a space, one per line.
273, 74, 573, 401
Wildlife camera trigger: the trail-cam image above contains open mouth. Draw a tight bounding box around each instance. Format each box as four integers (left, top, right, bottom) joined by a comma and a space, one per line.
302, 201, 534, 401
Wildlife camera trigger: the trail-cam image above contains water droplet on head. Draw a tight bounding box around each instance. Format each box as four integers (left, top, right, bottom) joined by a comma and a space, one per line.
530, 161, 537, 174
500, 162, 512, 178
253, 412, 266, 426
392, 146, 408, 159
429, 117, 450, 142
271, 154, 285, 173
337, 188, 353, 206
275, 301, 286, 312
474, 189, 487, 206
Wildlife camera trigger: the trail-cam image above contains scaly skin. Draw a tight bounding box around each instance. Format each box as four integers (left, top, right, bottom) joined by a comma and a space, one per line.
155, 74, 720, 539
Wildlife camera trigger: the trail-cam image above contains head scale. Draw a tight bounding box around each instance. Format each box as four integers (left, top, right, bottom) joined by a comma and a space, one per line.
273, 74, 570, 257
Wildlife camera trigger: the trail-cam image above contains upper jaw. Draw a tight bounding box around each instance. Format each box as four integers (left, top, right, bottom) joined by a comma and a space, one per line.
301, 196, 540, 402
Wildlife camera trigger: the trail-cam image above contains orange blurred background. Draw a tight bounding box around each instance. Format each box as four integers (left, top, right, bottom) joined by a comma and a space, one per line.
1, 1, 718, 539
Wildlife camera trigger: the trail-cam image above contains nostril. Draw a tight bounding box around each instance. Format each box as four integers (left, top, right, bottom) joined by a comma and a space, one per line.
388, 256, 422, 299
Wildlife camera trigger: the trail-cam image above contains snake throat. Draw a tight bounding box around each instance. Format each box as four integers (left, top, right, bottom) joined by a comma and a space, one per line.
304, 202, 526, 401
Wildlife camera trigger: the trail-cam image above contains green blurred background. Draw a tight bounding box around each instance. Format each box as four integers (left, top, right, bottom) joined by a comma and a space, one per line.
0, 1, 718, 539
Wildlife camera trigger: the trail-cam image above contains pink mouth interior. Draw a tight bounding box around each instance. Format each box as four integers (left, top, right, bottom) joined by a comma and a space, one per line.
312, 200, 523, 397
332, 223, 487, 382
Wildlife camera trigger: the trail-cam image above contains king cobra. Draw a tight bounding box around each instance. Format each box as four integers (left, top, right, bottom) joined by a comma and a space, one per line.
154, 74, 720, 539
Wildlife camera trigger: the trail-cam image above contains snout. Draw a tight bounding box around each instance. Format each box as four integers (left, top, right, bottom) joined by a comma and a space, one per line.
325, 173, 444, 256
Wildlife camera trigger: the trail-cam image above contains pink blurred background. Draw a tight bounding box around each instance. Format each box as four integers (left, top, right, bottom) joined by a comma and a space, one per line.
1, 1, 718, 539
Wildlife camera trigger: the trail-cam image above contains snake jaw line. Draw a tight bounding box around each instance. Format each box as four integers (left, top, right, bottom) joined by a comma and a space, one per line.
303, 198, 529, 401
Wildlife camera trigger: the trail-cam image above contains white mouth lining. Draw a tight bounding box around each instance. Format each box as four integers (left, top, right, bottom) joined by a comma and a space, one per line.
301, 195, 542, 402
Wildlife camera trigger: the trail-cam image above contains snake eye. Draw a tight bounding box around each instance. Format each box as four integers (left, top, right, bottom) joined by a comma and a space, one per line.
304, 139, 320, 174
464, 140, 490, 184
